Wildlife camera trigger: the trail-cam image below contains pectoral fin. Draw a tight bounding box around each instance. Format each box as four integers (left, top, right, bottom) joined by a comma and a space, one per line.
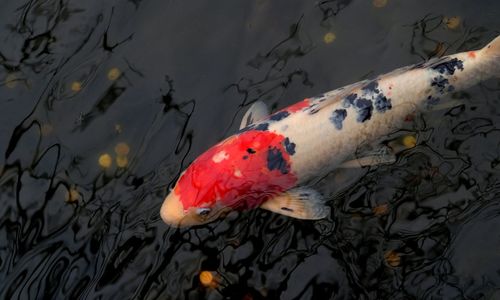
240, 101, 269, 129
260, 188, 330, 220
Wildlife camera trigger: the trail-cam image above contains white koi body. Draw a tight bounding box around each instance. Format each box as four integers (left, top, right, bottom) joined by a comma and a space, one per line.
161, 36, 500, 227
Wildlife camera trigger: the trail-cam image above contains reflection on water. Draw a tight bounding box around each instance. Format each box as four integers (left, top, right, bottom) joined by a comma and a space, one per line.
0, 0, 500, 299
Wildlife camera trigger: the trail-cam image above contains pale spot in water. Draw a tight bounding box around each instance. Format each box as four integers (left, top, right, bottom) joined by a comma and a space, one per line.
199, 271, 212, 286
98, 153, 113, 168
323, 32, 336, 44
114, 142, 130, 156
71, 81, 82, 92
65, 186, 80, 203
444, 16, 461, 29
107, 67, 121, 81
402, 135, 417, 148
384, 250, 401, 267
199, 270, 219, 288
115, 142, 130, 168
212, 150, 229, 163
116, 155, 128, 168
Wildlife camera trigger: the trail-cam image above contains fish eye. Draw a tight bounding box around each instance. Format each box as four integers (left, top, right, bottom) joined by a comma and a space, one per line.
196, 207, 211, 217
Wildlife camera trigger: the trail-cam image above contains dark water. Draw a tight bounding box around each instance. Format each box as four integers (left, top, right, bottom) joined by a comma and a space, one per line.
1, 0, 500, 299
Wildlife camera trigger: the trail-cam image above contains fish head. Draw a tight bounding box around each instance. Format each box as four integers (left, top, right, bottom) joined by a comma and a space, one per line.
160, 186, 230, 227
160, 130, 298, 227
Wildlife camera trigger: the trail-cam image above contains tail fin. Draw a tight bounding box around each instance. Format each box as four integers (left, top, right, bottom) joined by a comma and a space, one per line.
483, 35, 500, 77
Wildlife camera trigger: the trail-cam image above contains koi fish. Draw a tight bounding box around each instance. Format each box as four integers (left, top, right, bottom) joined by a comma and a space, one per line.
161, 35, 500, 227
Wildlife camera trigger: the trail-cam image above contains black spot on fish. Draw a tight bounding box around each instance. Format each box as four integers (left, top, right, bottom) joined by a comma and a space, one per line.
343, 93, 357, 108
242, 155, 248, 160
346, 93, 357, 101
283, 137, 296, 155
281, 207, 294, 212
269, 111, 290, 121
431, 76, 449, 94
254, 123, 269, 131
355, 98, 373, 122
247, 148, 256, 154
374, 94, 392, 112
432, 58, 464, 75
267, 147, 289, 174
330, 109, 347, 130
362, 81, 380, 93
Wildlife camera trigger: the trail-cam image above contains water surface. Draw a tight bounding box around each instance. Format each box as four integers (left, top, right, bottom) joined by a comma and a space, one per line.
1, 0, 500, 299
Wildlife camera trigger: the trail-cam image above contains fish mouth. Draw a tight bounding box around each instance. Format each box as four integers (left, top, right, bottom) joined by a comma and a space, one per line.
160, 192, 218, 227
160, 192, 192, 227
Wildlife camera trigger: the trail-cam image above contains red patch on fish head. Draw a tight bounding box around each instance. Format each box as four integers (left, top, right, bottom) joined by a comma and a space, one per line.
175, 131, 297, 211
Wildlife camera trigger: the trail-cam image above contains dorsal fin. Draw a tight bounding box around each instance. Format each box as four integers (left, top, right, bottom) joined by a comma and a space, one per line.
240, 101, 269, 129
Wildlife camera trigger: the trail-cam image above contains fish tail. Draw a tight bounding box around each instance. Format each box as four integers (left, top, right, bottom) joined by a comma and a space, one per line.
482, 35, 500, 77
